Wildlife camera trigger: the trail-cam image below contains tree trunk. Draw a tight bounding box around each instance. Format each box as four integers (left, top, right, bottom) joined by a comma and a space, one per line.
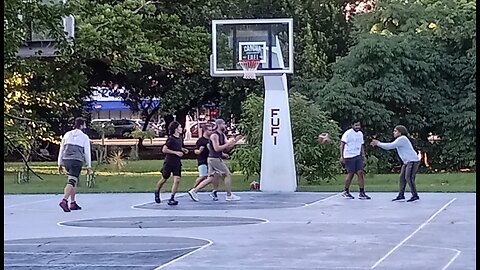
175, 109, 189, 129
164, 114, 174, 136
138, 107, 160, 150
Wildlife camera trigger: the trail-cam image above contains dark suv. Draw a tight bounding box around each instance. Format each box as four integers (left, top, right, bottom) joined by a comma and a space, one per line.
88, 119, 136, 139
111, 119, 136, 138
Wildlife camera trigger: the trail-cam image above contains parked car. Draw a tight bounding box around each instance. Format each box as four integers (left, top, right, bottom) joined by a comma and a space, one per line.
189, 121, 216, 138
88, 119, 136, 138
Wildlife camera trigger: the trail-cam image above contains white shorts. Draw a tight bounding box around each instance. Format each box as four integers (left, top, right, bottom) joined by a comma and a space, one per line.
198, 164, 208, 177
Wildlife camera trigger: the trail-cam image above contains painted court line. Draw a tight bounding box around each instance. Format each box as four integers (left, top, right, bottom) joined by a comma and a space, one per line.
4, 246, 205, 254
5, 243, 186, 246
304, 193, 341, 207
4, 197, 57, 209
442, 249, 462, 270
371, 198, 457, 269
4, 265, 368, 269
404, 244, 462, 270
4, 264, 159, 267
371, 242, 462, 270
405, 245, 462, 270
154, 237, 213, 270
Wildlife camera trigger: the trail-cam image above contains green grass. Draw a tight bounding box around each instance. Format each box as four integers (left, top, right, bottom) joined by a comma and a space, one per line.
4, 161, 476, 194
5, 160, 200, 174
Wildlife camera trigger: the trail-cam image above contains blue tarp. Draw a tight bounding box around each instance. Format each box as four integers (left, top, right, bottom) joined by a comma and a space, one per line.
86, 99, 161, 111
90, 100, 130, 111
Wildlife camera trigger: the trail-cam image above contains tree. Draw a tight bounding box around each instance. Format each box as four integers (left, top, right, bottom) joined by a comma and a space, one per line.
294, 0, 476, 170
232, 93, 341, 183
4, 0, 89, 160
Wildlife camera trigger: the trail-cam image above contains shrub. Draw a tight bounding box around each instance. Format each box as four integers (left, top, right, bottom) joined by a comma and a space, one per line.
232, 93, 342, 184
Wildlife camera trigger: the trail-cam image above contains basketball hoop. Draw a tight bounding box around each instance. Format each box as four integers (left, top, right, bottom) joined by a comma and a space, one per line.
238, 59, 260, 80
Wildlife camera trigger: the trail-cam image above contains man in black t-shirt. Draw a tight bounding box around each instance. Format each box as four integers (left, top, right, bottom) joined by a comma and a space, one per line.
188, 123, 220, 201
154, 121, 188, 205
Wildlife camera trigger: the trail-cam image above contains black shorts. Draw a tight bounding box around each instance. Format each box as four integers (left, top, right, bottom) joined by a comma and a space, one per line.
344, 155, 364, 174
63, 159, 83, 182
161, 162, 182, 179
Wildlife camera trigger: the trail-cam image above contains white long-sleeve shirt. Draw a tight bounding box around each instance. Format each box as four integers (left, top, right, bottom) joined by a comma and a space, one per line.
57, 129, 92, 168
377, 135, 419, 164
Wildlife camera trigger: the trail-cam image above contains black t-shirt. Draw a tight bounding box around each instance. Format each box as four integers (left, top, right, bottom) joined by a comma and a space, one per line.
195, 137, 209, 166
164, 135, 184, 165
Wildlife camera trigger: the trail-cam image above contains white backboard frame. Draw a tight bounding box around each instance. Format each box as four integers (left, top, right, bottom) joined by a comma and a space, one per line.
211, 18, 294, 77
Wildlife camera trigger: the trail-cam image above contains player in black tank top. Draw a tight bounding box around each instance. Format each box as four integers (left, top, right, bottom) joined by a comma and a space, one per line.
208, 131, 226, 158
188, 119, 243, 201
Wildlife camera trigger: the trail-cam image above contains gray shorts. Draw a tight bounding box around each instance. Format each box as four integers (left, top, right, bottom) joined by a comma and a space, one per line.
207, 158, 231, 176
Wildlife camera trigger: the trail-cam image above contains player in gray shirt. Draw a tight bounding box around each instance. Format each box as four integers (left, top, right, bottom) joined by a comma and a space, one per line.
371, 125, 420, 202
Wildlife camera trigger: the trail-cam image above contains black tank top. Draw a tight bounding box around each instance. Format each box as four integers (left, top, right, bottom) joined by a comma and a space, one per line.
208, 131, 225, 158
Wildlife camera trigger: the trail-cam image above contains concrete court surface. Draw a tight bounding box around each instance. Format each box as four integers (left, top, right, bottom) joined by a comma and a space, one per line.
4, 191, 476, 270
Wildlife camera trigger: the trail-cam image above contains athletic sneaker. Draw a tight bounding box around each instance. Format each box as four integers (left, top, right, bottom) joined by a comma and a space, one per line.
341, 191, 354, 199
167, 198, 178, 205
154, 190, 161, 204
226, 194, 241, 201
392, 196, 405, 202
70, 201, 82, 210
210, 190, 218, 201
358, 192, 371, 200
187, 189, 199, 202
407, 196, 420, 202
59, 199, 70, 212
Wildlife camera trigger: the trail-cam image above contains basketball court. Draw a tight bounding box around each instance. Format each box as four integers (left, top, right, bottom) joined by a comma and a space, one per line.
4, 192, 476, 269
6, 17, 475, 270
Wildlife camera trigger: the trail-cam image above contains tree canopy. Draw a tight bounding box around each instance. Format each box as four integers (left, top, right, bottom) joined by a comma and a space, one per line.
4, 0, 475, 171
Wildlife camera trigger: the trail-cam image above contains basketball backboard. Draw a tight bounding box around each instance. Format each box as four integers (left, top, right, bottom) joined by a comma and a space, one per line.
211, 18, 293, 77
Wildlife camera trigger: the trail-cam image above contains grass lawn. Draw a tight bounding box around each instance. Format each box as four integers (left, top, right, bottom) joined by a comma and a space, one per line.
4, 161, 476, 194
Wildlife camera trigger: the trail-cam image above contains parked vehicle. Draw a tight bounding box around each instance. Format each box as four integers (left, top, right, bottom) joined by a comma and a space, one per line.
189, 120, 217, 138
88, 119, 136, 138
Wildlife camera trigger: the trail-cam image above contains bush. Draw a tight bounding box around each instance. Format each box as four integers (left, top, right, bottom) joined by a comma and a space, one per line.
364, 155, 379, 177
232, 93, 342, 184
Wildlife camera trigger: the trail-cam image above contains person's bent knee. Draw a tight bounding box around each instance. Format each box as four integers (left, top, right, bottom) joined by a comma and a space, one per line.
67, 176, 78, 187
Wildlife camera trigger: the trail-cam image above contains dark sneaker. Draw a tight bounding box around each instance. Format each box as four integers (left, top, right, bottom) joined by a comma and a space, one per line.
167, 198, 178, 205
341, 191, 354, 199
210, 190, 218, 201
154, 190, 161, 204
59, 199, 70, 212
407, 196, 420, 202
70, 201, 82, 210
359, 192, 371, 200
392, 196, 405, 202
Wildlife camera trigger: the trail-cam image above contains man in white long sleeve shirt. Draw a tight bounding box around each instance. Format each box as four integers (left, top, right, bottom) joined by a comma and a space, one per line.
57, 117, 92, 212
371, 125, 420, 202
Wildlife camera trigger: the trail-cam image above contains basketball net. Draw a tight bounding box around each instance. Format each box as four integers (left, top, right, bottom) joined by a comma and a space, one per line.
238, 59, 260, 80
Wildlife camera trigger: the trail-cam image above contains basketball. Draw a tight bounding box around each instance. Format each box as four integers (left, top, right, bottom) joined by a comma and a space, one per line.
250, 181, 260, 190
318, 133, 331, 144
